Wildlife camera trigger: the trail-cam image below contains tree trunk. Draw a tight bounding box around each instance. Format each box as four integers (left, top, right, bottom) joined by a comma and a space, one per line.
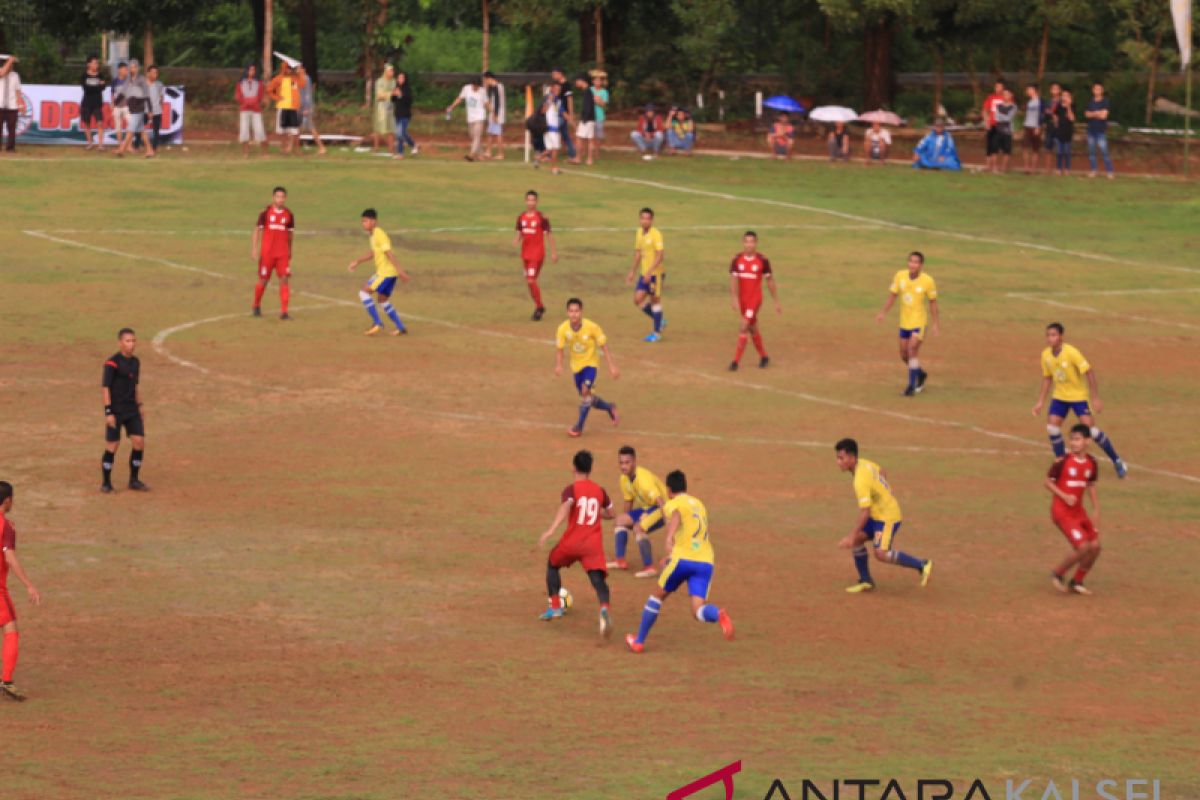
252, 0, 265, 70
363, 0, 387, 105
1146, 28, 1163, 125
263, 0, 273, 81
578, 8, 596, 65
482, 0, 490, 71
143, 22, 154, 67
300, 0, 319, 86
595, 4, 604, 67
862, 12, 896, 109
933, 49, 944, 118
1036, 18, 1050, 82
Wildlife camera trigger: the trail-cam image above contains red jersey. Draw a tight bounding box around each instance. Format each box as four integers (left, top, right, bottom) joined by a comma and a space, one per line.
984, 92, 1005, 126
560, 479, 611, 548
516, 211, 551, 263
257, 205, 295, 261
1047, 454, 1098, 516
730, 252, 772, 309
0, 516, 15, 591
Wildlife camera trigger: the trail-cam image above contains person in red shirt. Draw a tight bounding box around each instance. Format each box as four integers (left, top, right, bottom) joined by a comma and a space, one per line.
0, 482, 42, 702
983, 78, 1007, 172
512, 190, 557, 321
252, 186, 295, 320
537, 450, 614, 638
727, 231, 781, 371
1045, 424, 1103, 595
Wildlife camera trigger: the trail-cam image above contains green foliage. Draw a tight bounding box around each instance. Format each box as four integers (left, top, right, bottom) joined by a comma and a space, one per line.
375, 22, 528, 72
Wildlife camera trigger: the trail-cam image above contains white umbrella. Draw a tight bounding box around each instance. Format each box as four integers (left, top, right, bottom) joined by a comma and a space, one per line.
809, 105, 858, 123
273, 51, 301, 69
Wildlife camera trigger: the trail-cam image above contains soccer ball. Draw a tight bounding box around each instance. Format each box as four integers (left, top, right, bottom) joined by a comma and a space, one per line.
558, 587, 574, 611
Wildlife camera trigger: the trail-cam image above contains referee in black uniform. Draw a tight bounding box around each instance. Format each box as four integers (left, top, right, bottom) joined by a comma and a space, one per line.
102, 328, 148, 492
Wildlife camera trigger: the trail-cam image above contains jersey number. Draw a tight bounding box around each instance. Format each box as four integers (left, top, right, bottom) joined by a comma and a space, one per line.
576, 497, 600, 526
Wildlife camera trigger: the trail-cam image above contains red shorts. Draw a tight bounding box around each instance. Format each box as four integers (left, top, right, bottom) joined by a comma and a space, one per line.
740, 302, 762, 321
0, 591, 15, 627
549, 537, 607, 573
1053, 510, 1098, 547
258, 256, 291, 279
523, 259, 544, 279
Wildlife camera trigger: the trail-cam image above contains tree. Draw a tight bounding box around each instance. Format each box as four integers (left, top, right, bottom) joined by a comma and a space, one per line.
1111, 0, 1176, 123
819, 0, 915, 108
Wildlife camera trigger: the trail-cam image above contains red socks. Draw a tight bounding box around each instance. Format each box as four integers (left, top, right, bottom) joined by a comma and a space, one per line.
2, 632, 17, 682
549, 594, 562, 610
752, 332, 767, 357
527, 278, 543, 309
734, 334, 748, 364
1073, 567, 1089, 584
280, 284, 290, 314
253, 282, 266, 309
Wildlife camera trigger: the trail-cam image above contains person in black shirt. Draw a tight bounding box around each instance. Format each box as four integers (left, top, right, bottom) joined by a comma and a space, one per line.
550, 67, 576, 160
1053, 89, 1076, 176
391, 70, 418, 159
570, 74, 597, 165
80, 55, 107, 151
101, 328, 148, 492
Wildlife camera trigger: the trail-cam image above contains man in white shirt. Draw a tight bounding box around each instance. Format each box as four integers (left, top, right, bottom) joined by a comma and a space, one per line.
0, 55, 22, 153
445, 77, 488, 162
863, 121, 891, 164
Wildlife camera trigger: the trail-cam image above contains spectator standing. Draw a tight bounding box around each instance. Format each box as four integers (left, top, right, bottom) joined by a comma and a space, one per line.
571, 74, 597, 164
125, 60, 154, 158
991, 89, 1016, 173
484, 71, 506, 160
80, 56, 107, 151
111, 62, 131, 156
146, 65, 165, 151
236, 64, 268, 157
982, 78, 1006, 172
550, 67, 576, 160
372, 63, 396, 152
391, 70, 418, 159
666, 107, 695, 155
295, 65, 326, 155
1053, 89, 1075, 176
268, 63, 302, 155
1021, 83, 1042, 174
863, 120, 891, 164
591, 72, 609, 155
631, 105, 664, 159
828, 122, 850, 162
1084, 81, 1115, 179
446, 76, 488, 161
767, 112, 795, 159
1041, 82, 1062, 174
0, 55, 18, 154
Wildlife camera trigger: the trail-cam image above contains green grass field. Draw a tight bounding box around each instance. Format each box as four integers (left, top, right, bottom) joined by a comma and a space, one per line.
1, 149, 1198, 800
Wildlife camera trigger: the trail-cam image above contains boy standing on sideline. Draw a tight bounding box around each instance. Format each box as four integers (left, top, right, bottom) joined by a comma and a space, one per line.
484, 71, 506, 160
0, 482, 42, 702
446, 76, 488, 161
571, 74, 597, 165
80, 56, 107, 151
296, 65, 327, 155
146, 65, 165, 151
1084, 81, 1115, 179
591, 72, 609, 158
1022, 83, 1042, 174
236, 64, 268, 157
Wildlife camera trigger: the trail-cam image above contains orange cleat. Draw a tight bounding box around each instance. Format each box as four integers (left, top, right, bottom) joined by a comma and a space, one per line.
718, 608, 735, 641
625, 634, 644, 654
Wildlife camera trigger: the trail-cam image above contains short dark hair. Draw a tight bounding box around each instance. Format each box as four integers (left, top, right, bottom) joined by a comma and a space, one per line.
525, 189, 538, 199
118, 327, 136, 338
0, 482, 12, 504
665, 470, 687, 494
552, 66, 564, 75
573, 450, 593, 474
118, 61, 128, 68
273, 186, 287, 195
909, 250, 925, 264
1070, 423, 1092, 438
994, 77, 1006, 87
566, 297, 582, 309
639, 207, 654, 217
744, 230, 757, 239
483, 70, 495, 79
362, 208, 378, 219
1046, 322, 1064, 335
87, 54, 99, 63
1027, 82, 1039, 90
147, 64, 158, 72
618, 445, 636, 458
835, 438, 858, 457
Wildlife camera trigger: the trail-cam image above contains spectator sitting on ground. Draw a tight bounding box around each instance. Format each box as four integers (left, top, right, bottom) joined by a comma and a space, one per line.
912, 118, 961, 171
827, 121, 850, 162
631, 104, 665, 159
766, 112, 794, 159
666, 107, 695, 155
863, 120, 891, 164
236, 63, 268, 157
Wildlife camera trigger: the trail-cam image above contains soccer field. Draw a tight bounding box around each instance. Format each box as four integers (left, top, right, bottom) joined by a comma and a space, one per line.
1, 151, 1198, 799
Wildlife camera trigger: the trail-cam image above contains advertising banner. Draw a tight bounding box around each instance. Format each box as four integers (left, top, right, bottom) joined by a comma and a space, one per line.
14, 83, 186, 145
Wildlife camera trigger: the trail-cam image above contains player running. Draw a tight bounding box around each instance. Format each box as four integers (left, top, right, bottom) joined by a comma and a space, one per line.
513, 190, 558, 321
875, 251, 939, 396
728, 231, 781, 371
626, 208, 666, 342
0, 482, 43, 702
102, 328, 149, 493
347, 208, 411, 336
1045, 424, 1104, 595
1032, 322, 1127, 477
251, 186, 295, 320
555, 297, 619, 437
835, 438, 932, 593
537, 450, 615, 638
608, 445, 667, 578
625, 470, 734, 653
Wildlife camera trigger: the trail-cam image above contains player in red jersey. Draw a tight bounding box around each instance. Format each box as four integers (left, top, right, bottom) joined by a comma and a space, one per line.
0, 482, 42, 702
252, 186, 296, 320
513, 190, 558, 321
537, 450, 615, 638
1045, 424, 1103, 595
728, 231, 781, 371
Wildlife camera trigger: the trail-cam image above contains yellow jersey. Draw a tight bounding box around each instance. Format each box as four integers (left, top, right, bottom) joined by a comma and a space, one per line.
664, 493, 714, 565
635, 226, 665, 278
556, 319, 607, 373
1041, 343, 1091, 402
621, 466, 666, 510
853, 458, 902, 523
889, 270, 937, 330
371, 228, 397, 278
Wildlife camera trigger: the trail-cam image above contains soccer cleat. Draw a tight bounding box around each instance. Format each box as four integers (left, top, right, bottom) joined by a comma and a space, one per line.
1070, 580, 1093, 596
759, 356, 770, 369
411, 145, 420, 155
539, 606, 564, 621
364, 325, 383, 336
608, 404, 619, 427
100, 483, 114, 494
280, 312, 291, 321
903, 385, 915, 397
644, 332, 661, 343
391, 328, 407, 336
606, 558, 629, 570
1051, 572, 1070, 593
252, 307, 262, 317
728, 361, 739, 372
1114, 459, 1128, 479
635, 567, 658, 579
599, 607, 612, 639
567, 427, 582, 438
0, 682, 26, 702
718, 609, 735, 641
916, 369, 928, 392
532, 307, 545, 321
845, 581, 876, 593
920, 559, 933, 587
625, 634, 645, 653
128, 480, 150, 491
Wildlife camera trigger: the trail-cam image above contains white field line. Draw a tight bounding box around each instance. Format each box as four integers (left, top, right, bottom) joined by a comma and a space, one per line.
1007, 293, 1200, 332
37, 223, 883, 237
1026, 287, 1200, 298
560, 169, 1200, 277
25, 230, 1200, 484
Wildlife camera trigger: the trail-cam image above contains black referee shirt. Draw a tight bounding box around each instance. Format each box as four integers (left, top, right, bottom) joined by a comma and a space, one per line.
103, 353, 140, 414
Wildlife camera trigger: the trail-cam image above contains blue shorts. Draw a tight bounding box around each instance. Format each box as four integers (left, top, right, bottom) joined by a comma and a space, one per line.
898, 327, 924, 340
629, 506, 665, 533
862, 518, 902, 550
487, 121, 503, 136
1048, 398, 1092, 419
573, 366, 598, 394
369, 275, 398, 297
635, 273, 663, 297
659, 558, 714, 599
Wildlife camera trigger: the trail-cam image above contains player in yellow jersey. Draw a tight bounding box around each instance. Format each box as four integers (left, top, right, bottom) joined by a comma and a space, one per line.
835, 438, 932, 593
625, 470, 733, 653
876, 251, 939, 396
347, 208, 411, 336
1032, 322, 1127, 477
555, 297, 620, 437
608, 445, 667, 577
625, 208, 666, 342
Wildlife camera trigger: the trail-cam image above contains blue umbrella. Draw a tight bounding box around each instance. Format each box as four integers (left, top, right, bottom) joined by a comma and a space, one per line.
764, 95, 805, 114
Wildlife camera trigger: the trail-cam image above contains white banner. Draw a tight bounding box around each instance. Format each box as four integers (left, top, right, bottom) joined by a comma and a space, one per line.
1172, 0, 1193, 69
13, 83, 187, 145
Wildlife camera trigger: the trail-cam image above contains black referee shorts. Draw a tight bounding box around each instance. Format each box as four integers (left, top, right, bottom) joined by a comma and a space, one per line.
106, 412, 145, 443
